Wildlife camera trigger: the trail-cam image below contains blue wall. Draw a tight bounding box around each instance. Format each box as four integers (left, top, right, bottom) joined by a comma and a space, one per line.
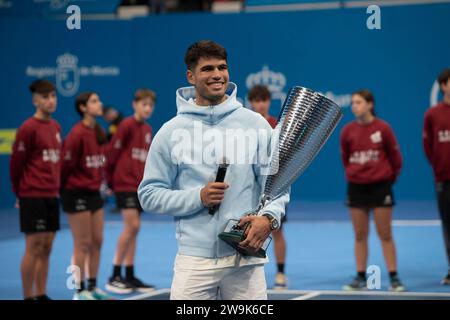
1, 3, 449, 208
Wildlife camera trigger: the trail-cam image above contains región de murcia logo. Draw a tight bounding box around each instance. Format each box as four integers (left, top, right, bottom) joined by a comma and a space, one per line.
26, 52, 120, 97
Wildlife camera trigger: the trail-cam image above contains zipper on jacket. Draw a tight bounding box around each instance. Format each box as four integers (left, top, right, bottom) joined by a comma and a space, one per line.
210, 105, 214, 123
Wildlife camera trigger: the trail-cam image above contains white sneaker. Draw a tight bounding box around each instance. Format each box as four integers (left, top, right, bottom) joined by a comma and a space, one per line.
73, 290, 95, 300
274, 272, 288, 290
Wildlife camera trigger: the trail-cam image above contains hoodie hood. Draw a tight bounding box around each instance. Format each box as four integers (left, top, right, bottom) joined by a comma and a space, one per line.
176, 82, 242, 124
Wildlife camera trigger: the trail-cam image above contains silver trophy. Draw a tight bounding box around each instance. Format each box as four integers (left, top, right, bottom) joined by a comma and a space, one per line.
219, 86, 343, 257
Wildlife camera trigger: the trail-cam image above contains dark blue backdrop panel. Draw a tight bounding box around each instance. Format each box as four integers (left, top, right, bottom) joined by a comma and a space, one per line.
0, 0, 121, 17
1, 4, 449, 208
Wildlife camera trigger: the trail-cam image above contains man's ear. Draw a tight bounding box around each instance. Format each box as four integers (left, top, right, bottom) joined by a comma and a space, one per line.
186, 69, 195, 86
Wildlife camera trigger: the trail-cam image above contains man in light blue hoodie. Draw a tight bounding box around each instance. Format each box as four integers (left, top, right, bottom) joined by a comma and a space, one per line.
138, 40, 289, 300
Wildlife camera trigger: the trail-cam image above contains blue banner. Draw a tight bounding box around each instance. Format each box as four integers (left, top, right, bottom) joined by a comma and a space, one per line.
1, 4, 449, 208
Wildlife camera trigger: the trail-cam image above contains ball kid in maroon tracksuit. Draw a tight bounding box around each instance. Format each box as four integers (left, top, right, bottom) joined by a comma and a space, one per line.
60, 92, 110, 299
105, 88, 156, 294
423, 68, 450, 283
10, 79, 61, 300
339, 89, 405, 292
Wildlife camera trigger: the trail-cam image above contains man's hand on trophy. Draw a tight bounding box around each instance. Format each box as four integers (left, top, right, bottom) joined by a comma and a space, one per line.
200, 182, 229, 207
238, 216, 271, 252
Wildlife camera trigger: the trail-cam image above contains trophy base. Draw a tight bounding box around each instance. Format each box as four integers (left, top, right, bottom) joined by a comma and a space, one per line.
218, 230, 267, 258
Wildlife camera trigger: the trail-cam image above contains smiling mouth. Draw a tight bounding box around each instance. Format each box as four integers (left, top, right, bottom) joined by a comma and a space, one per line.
208, 82, 225, 89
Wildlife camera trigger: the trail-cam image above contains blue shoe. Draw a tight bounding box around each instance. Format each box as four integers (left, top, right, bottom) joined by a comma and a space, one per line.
90, 287, 115, 300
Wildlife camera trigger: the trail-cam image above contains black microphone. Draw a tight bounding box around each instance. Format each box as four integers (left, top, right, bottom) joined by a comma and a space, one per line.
209, 161, 229, 215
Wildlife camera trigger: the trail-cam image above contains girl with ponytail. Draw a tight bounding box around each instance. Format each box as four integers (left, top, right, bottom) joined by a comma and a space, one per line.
340, 89, 405, 292
61, 92, 112, 300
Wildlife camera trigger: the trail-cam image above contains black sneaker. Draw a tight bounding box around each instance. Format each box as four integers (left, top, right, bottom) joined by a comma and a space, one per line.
389, 276, 406, 292
35, 294, 52, 300
441, 273, 450, 285
342, 276, 367, 291
105, 276, 134, 294
127, 277, 155, 293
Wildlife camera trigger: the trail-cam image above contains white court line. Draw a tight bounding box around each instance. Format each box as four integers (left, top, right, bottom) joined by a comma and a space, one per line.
127, 288, 450, 300
245, 0, 450, 13
105, 220, 174, 226
267, 289, 450, 297
124, 288, 171, 300
245, 2, 341, 12
344, 0, 450, 9
106, 220, 442, 227
392, 220, 441, 227
291, 291, 322, 300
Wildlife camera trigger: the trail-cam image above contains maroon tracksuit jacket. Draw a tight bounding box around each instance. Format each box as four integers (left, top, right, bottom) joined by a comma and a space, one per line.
61, 122, 106, 191
10, 117, 62, 197
106, 116, 152, 192
340, 118, 402, 184
423, 102, 450, 182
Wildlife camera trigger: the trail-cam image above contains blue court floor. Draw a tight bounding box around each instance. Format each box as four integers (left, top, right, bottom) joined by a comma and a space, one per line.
0, 200, 449, 300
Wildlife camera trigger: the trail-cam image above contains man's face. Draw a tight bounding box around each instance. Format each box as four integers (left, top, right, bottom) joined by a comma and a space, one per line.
33, 91, 57, 115
250, 98, 271, 117
187, 57, 229, 106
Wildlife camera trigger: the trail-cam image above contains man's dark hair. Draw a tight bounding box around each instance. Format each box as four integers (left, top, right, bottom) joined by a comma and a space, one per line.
29, 79, 56, 94
438, 68, 450, 89
184, 40, 227, 70
248, 85, 271, 102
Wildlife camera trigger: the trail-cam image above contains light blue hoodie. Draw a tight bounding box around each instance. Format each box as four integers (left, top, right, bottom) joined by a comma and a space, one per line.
138, 83, 289, 258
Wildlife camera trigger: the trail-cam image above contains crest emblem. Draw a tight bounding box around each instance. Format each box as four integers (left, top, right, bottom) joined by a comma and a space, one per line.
56, 53, 80, 97
246, 65, 287, 109
370, 131, 382, 144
